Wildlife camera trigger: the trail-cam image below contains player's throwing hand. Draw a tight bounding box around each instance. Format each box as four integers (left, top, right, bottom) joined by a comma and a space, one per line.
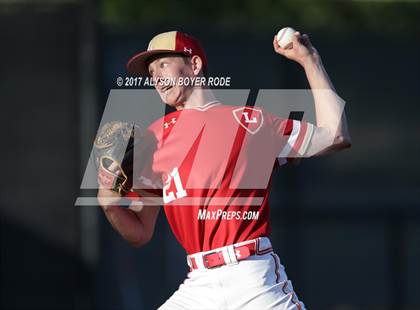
273, 31, 319, 66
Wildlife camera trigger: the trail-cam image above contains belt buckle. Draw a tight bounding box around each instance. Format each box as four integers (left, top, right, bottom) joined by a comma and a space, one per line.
203, 250, 218, 269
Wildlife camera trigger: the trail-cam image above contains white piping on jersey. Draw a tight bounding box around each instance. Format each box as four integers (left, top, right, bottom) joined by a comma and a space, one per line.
190, 100, 221, 111
278, 120, 300, 158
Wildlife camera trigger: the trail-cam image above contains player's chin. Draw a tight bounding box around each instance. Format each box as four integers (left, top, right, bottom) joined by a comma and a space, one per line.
163, 92, 184, 107
162, 97, 178, 107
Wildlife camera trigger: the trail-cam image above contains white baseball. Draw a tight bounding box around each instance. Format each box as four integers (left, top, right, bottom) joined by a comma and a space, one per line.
276, 27, 296, 49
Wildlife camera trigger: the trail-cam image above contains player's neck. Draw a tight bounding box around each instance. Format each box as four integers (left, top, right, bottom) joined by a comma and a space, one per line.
177, 88, 217, 110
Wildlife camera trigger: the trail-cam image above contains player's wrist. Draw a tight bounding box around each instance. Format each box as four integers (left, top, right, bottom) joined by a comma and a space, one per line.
97, 187, 122, 209
300, 51, 321, 68
301, 52, 322, 71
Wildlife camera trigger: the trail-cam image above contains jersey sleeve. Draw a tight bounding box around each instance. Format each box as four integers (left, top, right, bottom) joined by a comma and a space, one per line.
268, 112, 315, 163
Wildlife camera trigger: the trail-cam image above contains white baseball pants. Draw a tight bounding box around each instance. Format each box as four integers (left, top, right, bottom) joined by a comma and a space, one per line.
158, 237, 306, 310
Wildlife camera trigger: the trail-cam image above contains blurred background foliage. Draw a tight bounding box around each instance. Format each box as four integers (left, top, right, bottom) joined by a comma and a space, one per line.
100, 0, 420, 33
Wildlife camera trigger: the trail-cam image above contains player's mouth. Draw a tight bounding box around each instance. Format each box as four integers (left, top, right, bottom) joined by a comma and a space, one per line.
161, 85, 173, 94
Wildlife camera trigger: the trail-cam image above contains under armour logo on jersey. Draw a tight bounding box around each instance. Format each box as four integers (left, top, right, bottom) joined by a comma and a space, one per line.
184, 47, 192, 54
164, 118, 177, 129
164, 117, 177, 129
232, 107, 264, 135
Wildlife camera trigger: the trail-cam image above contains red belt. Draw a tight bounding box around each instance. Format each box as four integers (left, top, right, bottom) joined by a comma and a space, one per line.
189, 243, 256, 270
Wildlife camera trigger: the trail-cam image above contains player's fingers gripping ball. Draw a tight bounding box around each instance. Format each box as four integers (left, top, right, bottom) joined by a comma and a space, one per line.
94, 121, 142, 196
276, 27, 296, 49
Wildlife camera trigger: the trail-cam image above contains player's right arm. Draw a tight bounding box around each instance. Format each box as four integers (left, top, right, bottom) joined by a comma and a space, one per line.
273, 31, 351, 156
97, 187, 161, 247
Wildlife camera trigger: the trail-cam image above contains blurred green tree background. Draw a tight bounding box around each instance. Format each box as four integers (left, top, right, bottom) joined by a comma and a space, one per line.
100, 0, 420, 34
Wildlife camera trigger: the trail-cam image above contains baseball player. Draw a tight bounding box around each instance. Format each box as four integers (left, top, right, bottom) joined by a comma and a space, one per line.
97, 30, 351, 309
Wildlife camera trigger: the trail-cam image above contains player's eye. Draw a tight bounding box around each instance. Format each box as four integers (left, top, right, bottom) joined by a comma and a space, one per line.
160, 62, 169, 68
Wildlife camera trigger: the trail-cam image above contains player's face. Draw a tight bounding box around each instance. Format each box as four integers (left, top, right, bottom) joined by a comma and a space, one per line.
148, 55, 194, 108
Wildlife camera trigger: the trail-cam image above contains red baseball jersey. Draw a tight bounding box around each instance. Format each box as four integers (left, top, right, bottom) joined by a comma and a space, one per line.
134, 102, 314, 254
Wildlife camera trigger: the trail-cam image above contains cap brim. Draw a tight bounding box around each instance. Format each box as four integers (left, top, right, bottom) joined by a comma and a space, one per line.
126, 49, 180, 76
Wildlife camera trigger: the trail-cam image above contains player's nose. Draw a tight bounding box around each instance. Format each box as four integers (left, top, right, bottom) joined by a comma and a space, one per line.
151, 71, 163, 85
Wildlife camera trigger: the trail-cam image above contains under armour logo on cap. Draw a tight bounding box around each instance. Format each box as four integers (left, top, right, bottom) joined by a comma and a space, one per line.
184, 47, 192, 54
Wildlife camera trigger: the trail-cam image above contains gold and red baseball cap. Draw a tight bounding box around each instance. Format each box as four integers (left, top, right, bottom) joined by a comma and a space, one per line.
126, 31, 208, 76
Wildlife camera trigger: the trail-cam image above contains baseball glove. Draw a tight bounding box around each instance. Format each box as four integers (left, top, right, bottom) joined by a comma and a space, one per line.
94, 121, 140, 196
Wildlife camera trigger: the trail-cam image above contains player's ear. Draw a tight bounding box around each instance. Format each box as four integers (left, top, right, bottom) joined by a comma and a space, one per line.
190, 55, 203, 76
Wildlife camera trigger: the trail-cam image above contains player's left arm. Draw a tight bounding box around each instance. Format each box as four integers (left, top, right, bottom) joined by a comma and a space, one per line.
273, 31, 352, 156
